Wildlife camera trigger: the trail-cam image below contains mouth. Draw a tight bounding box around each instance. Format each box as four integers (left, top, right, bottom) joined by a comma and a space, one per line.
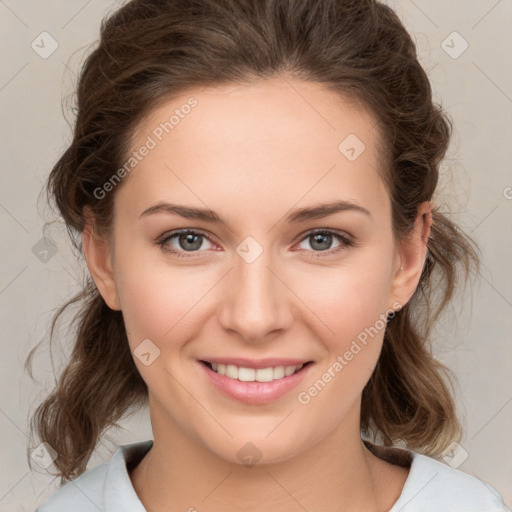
199, 360, 314, 382
197, 359, 315, 405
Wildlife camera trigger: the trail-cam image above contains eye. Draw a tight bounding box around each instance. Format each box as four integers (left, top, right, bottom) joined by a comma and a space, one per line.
156, 229, 216, 258
156, 228, 355, 259
295, 229, 354, 258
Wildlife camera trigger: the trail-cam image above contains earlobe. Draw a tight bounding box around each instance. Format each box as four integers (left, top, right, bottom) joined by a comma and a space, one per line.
82, 211, 121, 311
387, 201, 432, 310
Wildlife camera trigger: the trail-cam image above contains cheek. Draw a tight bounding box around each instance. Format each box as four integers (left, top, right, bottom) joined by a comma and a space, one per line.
116, 264, 209, 393
293, 257, 393, 403
119, 273, 206, 350
295, 271, 390, 418
296, 261, 393, 346
113, 244, 209, 350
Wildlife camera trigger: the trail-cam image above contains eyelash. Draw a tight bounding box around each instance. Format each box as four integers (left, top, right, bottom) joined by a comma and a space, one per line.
156, 228, 355, 259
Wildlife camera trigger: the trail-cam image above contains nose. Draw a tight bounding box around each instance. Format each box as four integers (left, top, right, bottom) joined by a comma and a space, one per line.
217, 244, 294, 344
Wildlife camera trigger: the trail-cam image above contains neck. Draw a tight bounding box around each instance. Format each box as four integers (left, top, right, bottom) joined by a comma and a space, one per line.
130, 397, 407, 512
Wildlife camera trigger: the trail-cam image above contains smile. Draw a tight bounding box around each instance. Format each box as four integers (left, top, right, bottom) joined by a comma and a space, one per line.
198, 360, 314, 405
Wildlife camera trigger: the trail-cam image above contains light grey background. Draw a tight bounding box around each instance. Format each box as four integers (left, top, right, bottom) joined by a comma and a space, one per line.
0, 0, 510, 510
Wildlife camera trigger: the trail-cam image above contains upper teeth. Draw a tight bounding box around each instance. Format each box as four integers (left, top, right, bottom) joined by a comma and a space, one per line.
211, 363, 304, 382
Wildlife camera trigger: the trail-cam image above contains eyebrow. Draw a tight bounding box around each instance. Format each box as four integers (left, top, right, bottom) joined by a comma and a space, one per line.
139, 200, 371, 224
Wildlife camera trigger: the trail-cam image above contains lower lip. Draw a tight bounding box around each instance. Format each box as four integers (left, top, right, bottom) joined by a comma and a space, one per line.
197, 361, 314, 405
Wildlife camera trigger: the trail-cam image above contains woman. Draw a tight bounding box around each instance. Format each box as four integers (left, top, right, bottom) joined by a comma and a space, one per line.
28, 0, 507, 510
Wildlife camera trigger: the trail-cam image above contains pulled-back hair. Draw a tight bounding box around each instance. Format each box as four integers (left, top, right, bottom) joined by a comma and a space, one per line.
26, 0, 480, 483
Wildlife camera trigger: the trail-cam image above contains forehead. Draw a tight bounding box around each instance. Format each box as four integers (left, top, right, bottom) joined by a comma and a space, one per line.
116, 76, 389, 222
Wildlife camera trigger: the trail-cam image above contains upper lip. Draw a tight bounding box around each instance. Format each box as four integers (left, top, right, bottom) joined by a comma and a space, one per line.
200, 357, 313, 369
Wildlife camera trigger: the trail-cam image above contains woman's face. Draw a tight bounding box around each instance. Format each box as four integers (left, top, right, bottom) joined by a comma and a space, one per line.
88, 76, 423, 465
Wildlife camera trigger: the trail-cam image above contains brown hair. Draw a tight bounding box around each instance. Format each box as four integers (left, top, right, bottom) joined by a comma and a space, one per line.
26, 0, 480, 483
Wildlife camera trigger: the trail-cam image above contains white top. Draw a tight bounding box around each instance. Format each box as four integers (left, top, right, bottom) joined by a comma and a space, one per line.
35, 439, 508, 511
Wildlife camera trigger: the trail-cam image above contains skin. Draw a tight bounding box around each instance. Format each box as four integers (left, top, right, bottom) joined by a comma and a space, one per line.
83, 75, 432, 512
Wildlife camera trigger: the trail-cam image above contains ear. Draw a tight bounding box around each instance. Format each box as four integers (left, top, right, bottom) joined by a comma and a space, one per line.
82, 207, 121, 311
387, 201, 432, 311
